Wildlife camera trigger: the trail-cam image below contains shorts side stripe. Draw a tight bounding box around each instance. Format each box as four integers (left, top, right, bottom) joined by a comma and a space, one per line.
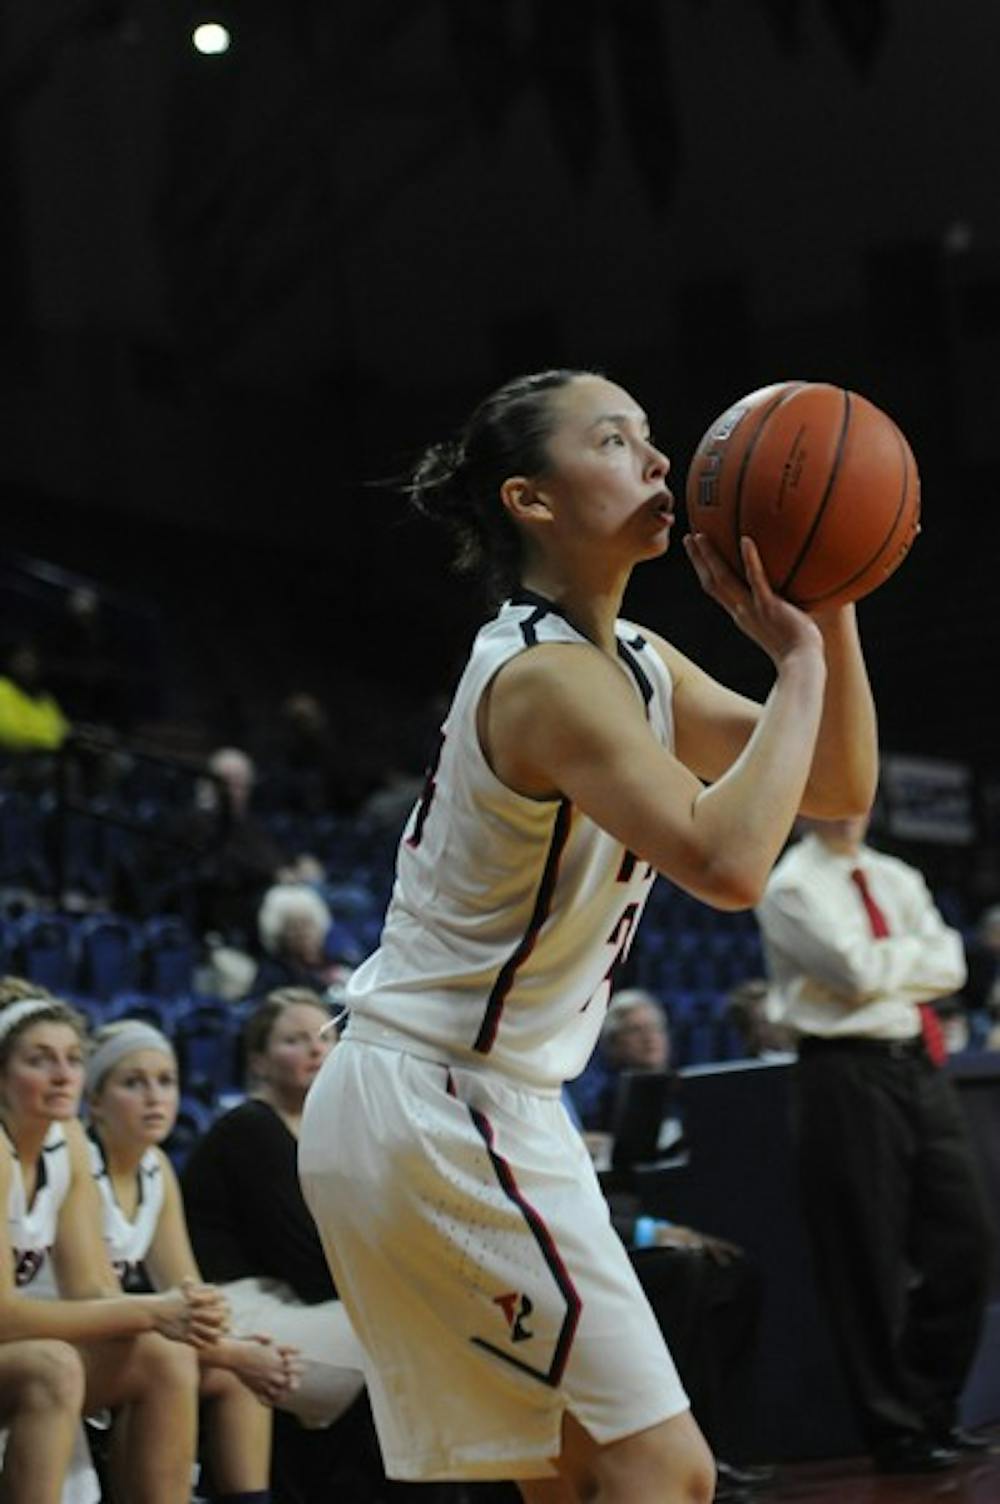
467, 1105, 582, 1388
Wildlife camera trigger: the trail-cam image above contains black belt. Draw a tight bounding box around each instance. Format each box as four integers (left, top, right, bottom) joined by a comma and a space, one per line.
798, 1033, 927, 1062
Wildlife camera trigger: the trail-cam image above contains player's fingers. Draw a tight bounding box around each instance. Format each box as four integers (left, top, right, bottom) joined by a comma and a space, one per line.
686, 534, 744, 608
740, 537, 777, 605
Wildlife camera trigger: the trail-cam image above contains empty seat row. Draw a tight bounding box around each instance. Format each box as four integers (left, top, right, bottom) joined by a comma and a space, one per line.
0, 911, 197, 999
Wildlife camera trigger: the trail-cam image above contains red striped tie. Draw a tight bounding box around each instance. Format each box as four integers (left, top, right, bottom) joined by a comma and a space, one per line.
849, 866, 946, 1067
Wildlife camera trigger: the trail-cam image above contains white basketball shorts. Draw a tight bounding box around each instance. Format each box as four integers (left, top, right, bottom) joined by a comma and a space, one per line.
299, 1035, 688, 1482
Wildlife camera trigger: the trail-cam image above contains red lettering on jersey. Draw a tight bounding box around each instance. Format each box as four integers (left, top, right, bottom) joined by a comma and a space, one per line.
580, 902, 640, 1013
406, 731, 445, 849
494, 1291, 519, 1326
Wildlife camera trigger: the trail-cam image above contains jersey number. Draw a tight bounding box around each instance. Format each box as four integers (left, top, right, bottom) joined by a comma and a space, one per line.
406, 732, 445, 850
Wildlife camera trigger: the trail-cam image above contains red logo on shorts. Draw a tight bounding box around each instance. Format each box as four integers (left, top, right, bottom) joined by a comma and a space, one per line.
494, 1290, 534, 1343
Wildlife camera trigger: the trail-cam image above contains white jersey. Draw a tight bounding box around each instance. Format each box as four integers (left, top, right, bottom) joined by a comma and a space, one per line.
87, 1133, 165, 1289
346, 592, 673, 1090
3, 1126, 103, 1504
6, 1122, 71, 1297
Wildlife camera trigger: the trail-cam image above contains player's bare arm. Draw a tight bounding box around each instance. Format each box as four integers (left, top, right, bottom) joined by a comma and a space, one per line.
647, 536, 877, 819
480, 633, 825, 911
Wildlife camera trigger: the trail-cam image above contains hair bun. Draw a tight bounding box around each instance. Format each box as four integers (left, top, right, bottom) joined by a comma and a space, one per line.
407, 438, 470, 522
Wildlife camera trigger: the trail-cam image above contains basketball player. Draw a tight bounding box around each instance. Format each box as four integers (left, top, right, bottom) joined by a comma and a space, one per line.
300, 369, 879, 1503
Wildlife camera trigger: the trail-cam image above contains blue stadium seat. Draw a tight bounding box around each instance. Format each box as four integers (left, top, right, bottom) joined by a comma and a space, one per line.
102, 991, 197, 1034
13, 912, 78, 994
321, 880, 379, 919
165, 1093, 218, 1171
174, 1004, 243, 1100
141, 916, 197, 998
76, 914, 141, 1001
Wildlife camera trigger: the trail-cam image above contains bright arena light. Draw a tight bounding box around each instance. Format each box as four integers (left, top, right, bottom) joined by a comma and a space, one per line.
192, 23, 231, 56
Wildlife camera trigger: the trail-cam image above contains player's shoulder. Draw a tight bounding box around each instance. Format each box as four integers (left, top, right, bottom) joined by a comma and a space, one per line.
491, 638, 630, 718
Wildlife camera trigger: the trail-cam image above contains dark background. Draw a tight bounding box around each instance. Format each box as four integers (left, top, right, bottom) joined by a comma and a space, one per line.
1, 0, 998, 781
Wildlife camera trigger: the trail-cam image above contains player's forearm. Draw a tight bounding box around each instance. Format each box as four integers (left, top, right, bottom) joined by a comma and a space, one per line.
800, 606, 878, 818
194, 1334, 243, 1372
690, 646, 826, 908
0, 1292, 156, 1344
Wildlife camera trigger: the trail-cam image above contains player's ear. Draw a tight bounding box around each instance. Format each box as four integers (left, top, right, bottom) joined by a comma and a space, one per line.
500, 477, 552, 525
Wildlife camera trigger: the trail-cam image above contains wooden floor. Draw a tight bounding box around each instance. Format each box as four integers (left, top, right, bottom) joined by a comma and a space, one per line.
757, 1427, 1000, 1503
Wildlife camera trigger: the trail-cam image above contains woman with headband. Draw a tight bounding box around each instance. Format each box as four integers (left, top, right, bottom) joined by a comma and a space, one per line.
0, 982, 227, 1504
85, 1019, 303, 1504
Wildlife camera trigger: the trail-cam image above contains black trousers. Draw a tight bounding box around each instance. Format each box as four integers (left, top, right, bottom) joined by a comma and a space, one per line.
793, 1042, 993, 1453
629, 1242, 763, 1462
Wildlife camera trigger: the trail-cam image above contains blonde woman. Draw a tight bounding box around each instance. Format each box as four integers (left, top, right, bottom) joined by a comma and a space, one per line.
0, 983, 226, 1504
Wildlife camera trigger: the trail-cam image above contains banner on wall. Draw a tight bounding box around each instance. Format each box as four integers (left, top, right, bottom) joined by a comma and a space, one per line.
881, 754, 976, 845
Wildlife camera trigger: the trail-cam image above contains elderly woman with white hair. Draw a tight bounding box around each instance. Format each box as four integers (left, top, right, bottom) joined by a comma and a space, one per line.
255, 884, 360, 995
566, 987, 675, 1134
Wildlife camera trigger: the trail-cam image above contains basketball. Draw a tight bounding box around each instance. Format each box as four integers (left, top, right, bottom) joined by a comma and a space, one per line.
684, 381, 920, 611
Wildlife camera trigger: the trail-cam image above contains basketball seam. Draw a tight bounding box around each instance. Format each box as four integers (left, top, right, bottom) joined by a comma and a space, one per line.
798, 418, 916, 607
733, 384, 806, 563
780, 389, 851, 596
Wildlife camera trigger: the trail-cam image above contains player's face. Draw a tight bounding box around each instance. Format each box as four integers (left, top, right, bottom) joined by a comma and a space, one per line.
534, 376, 674, 562
91, 1049, 179, 1147
1, 1023, 85, 1125
257, 1003, 333, 1100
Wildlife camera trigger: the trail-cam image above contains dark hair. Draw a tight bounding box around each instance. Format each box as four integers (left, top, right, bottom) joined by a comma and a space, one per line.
408, 369, 594, 600
242, 986, 332, 1081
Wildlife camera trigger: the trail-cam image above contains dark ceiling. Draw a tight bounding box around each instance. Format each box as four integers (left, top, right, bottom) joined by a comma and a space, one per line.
0, 0, 998, 769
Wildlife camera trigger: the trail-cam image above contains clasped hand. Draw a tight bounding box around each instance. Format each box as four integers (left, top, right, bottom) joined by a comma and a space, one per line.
153, 1276, 230, 1347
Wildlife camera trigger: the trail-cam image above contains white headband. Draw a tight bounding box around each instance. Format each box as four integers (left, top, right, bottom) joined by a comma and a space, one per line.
85, 1024, 176, 1095
0, 997, 58, 1044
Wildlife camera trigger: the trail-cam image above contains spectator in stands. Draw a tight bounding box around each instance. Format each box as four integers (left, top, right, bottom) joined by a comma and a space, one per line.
756, 814, 993, 1475
722, 979, 796, 1060
255, 883, 362, 994
567, 987, 680, 1149
85, 1018, 302, 1500
141, 747, 303, 947
48, 586, 121, 730
0, 641, 70, 755
181, 989, 370, 1500
262, 693, 340, 816
0, 978, 227, 1503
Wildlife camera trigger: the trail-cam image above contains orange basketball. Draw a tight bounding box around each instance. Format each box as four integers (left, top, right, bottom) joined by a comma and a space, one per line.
684, 381, 920, 611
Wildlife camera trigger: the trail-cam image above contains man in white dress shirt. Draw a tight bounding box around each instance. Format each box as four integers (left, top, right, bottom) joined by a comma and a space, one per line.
757, 815, 992, 1476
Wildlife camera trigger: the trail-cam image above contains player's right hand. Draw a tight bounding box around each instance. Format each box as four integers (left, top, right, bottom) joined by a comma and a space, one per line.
684, 533, 823, 668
